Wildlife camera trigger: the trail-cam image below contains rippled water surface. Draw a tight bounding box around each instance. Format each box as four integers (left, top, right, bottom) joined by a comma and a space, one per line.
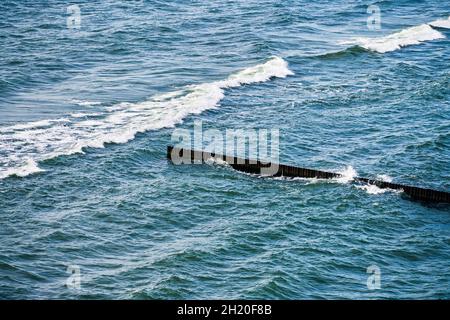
0, 0, 449, 299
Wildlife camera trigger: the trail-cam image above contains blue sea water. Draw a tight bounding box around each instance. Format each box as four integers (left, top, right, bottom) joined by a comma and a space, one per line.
0, 0, 449, 299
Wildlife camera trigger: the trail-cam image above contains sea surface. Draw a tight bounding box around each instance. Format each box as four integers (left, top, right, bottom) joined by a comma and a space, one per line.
0, 0, 449, 299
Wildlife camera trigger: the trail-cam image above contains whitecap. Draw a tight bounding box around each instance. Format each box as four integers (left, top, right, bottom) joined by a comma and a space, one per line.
0, 159, 45, 179
335, 166, 357, 183
205, 157, 229, 166
0, 57, 294, 179
429, 16, 450, 29
344, 23, 445, 53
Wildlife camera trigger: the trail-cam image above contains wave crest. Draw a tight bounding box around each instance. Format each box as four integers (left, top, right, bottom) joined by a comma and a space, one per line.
343, 24, 445, 53
0, 57, 293, 179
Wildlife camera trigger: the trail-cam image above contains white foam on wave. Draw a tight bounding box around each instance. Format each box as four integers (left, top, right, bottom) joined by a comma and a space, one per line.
356, 174, 401, 195
216, 163, 402, 197
205, 157, 229, 166
335, 166, 358, 184
0, 159, 45, 179
343, 23, 445, 53
71, 99, 102, 107
357, 184, 387, 195
430, 16, 450, 29
0, 57, 293, 179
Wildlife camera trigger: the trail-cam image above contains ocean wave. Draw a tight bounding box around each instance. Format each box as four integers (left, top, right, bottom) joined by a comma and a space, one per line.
0, 57, 293, 179
342, 24, 445, 53
429, 16, 450, 29
341, 17, 449, 53
0, 158, 45, 179
335, 166, 357, 184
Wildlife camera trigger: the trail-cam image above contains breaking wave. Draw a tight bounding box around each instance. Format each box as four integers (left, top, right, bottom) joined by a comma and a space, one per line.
348, 24, 444, 53
339, 17, 449, 53
307, 16, 450, 61
0, 57, 293, 179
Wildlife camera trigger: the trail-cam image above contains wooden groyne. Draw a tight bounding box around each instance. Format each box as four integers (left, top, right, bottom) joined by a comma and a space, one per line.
167, 146, 450, 203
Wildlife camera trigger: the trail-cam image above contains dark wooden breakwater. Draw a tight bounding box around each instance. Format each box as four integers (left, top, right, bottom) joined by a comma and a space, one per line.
167, 146, 450, 203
